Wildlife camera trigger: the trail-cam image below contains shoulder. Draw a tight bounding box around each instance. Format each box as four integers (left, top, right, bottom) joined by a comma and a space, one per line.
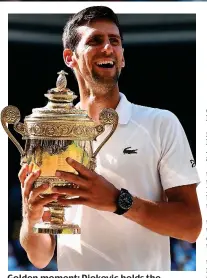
130, 103, 179, 127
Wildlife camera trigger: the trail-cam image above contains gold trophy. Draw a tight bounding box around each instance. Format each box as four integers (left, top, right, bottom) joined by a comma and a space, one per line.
1, 70, 118, 235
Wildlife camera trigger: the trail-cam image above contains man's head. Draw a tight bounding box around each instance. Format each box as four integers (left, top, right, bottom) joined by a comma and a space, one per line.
62, 6, 125, 90
63, 6, 123, 52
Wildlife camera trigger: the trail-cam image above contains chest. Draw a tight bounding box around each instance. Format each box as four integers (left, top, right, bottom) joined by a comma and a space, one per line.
93, 124, 160, 172
92, 124, 162, 200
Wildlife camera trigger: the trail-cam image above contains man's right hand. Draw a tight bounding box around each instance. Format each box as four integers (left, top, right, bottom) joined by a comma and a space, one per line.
18, 164, 59, 224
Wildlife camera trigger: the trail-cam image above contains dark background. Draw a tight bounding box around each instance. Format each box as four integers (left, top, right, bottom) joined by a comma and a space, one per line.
8, 13, 196, 271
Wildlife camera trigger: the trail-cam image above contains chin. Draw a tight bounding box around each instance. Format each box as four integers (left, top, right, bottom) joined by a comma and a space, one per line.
92, 68, 120, 83
94, 74, 119, 84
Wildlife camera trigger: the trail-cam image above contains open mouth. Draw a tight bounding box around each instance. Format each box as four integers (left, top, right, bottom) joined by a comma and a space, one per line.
95, 61, 115, 69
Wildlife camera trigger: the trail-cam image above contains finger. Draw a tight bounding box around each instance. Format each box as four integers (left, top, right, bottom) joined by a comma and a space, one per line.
28, 183, 50, 203
18, 164, 29, 187
31, 194, 59, 208
24, 170, 41, 199
58, 197, 87, 206
42, 210, 51, 222
28, 163, 34, 174
55, 171, 88, 188
65, 157, 93, 178
53, 187, 89, 198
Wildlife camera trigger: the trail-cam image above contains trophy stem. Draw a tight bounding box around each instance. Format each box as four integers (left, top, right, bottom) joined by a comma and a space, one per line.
33, 204, 81, 235
50, 207, 64, 225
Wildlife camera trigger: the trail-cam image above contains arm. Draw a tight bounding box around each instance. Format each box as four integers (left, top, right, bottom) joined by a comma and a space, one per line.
53, 158, 202, 243
20, 218, 56, 269
124, 183, 202, 243
18, 164, 57, 269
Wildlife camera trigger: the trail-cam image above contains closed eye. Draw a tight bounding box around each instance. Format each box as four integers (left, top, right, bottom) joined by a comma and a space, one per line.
86, 35, 121, 47
109, 38, 120, 46
87, 36, 103, 46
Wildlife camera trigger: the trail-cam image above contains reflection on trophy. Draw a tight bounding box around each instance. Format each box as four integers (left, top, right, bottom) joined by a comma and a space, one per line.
1, 70, 118, 235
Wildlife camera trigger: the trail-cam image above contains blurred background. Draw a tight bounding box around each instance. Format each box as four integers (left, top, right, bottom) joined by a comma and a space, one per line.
8, 13, 196, 271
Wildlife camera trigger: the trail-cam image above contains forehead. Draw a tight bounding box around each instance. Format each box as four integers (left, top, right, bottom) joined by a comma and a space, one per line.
77, 20, 121, 42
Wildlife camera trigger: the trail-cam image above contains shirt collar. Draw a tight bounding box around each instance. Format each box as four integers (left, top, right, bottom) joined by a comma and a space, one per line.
115, 93, 132, 125
75, 92, 132, 125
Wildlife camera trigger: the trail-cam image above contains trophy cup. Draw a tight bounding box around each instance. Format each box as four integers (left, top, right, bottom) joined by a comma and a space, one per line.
1, 70, 118, 235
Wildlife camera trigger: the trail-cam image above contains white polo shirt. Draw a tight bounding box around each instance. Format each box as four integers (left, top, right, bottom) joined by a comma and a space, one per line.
57, 93, 199, 271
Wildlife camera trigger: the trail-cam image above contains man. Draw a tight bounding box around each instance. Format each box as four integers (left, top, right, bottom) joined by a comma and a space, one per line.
18, 6, 201, 271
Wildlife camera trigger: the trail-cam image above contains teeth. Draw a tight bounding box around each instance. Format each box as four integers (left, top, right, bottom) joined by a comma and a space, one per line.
96, 61, 114, 66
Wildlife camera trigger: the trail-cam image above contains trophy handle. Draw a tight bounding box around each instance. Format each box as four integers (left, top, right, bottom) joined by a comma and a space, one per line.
93, 108, 118, 158
1, 105, 26, 160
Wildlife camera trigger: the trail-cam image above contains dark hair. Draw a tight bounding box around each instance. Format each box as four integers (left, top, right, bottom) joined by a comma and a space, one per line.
62, 6, 123, 51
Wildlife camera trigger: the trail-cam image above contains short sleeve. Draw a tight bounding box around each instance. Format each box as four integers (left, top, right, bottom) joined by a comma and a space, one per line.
158, 110, 200, 190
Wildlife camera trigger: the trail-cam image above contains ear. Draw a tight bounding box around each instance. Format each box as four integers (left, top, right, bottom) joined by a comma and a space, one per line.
121, 48, 125, 68
63, 48, 76, 68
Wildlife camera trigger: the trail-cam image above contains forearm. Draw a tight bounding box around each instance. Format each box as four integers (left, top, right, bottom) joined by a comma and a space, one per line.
20, 218, 56, 269
51, 161, 201, 243
124, 197, 201, 243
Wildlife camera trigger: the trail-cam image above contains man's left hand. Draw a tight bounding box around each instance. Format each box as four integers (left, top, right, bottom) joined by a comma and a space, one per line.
53, 157, 119, 212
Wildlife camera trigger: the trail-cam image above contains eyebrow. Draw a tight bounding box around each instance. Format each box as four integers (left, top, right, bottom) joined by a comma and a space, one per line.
87, 33, 122, 41
108, 34, 122, 40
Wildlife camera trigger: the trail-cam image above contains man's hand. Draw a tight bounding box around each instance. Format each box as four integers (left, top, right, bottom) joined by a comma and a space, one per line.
18, 164, 57, 269
18, 164, 59, 224
54, 157, 119, 212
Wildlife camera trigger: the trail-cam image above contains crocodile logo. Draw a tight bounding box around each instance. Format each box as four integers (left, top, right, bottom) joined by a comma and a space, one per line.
123, 147, 138, 154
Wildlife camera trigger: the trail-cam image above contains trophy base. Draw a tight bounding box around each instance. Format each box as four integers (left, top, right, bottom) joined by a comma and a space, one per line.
33, 222, 81, 235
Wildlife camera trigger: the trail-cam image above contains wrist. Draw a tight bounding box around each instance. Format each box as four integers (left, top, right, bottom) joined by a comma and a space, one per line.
23, 215, 41, 228
109, 188, 120, 212
113, 188, 134, 215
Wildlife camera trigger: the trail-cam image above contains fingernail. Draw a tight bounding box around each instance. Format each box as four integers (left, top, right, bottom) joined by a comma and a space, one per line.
43, 184, 49, 189
66, 157, 73, 163
55, 171, 61, 177
34, 169, 40, 175
23, 164, 28, 169
52, 195, 58, 199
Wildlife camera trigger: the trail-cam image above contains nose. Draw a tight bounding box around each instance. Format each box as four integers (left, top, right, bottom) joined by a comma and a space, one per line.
101, 41, 113, 55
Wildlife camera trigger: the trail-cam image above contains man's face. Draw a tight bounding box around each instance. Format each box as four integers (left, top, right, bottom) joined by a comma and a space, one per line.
72, 20, 125, 87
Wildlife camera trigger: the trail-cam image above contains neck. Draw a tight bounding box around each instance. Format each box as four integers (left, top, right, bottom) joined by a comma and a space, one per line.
77, 78, 120, 122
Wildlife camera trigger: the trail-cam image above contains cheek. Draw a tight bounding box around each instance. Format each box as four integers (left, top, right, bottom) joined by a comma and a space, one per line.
114, 48, 123, 63
119, 54, 125, 68
77, 55, 88, 72
84, 49, 95, 70
77, 47, 97, 72
76, 46, 90, 70
78, 56, 92, 76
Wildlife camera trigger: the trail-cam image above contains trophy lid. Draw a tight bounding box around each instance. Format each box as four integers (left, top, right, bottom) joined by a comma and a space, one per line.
1, 70, 118, 161
27, 70, 88, 119
23, 70, 105, 140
